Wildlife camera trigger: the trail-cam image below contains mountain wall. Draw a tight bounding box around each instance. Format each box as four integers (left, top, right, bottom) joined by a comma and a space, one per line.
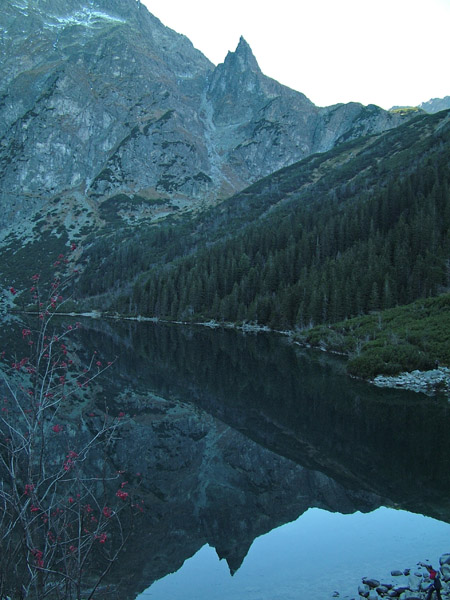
0, 0, 413, 234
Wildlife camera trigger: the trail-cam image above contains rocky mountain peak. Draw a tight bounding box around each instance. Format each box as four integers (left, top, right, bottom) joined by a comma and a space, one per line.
227, 36, 261, 74
205, 36, 267, 126
0, 0, 418, 236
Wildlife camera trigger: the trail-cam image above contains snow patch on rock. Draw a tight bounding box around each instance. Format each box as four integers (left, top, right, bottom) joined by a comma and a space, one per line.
44, 9, 126, 30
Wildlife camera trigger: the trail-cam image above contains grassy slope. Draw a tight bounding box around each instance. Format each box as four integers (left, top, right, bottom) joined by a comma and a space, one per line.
296, 292, 450, 378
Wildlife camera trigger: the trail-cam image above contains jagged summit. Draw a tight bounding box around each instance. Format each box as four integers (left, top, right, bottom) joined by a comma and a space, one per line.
0, 0, 416, 234
226, 35, 261, 73
208, 36, 263, 93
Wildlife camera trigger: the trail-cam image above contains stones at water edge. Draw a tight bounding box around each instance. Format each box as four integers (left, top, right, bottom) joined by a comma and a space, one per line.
356, 554, 450, 599
372, 367, 450, 396
359, 583, 370, 596
441, 554, 450, 581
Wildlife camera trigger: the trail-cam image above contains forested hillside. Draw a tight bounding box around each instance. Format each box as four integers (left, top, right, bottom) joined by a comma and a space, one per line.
78, 110, 450, 330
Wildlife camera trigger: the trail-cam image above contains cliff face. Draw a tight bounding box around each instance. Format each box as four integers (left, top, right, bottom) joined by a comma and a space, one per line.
0, 0, 413, 234
0, 0, 215, 228
203, 37, 407, 187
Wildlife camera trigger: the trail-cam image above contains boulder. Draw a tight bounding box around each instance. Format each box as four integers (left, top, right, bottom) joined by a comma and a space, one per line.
440, 553, 450, 567
359, 583, 370, 597
441, 564, 450, 581
376, 585, 390, 595
363, 578, 381, 588
407, 574, 421, 591
392, 586, 410, 596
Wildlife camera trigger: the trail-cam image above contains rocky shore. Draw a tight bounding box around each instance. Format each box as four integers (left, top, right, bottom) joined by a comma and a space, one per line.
371, 367, 450, 396
349, 553, 450, 599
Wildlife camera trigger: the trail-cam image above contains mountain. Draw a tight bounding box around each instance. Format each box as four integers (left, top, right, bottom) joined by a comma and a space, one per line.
2, 0, 448, 351
97, 109, 449, 328
0, 0, 414, 241
391, 96, 450, 114
419, 96, 450, 114
0, 0, 214, 233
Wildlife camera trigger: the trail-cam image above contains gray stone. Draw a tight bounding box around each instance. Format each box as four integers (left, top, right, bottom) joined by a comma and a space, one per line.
440, 553, 450, 567
376, 585, 390, 595
441, 564, 450, 581
363, 578, 381, 588
392, 586, 410, 595
372, 368, 450, 395
407, 574, 421, 591
359, 583, 370, 597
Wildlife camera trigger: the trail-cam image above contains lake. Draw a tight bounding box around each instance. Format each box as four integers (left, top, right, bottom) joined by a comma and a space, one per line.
1, 317, 450, 599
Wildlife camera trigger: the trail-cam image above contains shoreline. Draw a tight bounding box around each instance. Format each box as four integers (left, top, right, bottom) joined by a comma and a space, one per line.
8, 310, 450, 398
350, 554, 450, 600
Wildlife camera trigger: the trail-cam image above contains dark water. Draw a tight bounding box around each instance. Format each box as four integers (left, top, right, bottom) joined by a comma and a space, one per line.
2, 317, 450, 598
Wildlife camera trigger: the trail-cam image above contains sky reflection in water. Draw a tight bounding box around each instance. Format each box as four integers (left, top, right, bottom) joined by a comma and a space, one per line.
139, 507, 450, 600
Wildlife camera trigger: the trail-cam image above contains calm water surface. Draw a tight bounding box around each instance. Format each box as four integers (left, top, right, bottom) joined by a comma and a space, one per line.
2, 318, 450, 599
139, 508, 450, 600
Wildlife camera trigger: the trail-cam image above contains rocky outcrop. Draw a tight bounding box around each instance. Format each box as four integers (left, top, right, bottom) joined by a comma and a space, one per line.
0, 0, 416, 234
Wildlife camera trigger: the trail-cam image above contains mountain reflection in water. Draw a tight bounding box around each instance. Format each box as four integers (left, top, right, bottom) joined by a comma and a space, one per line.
140, 507, 450, 600
4, 318, 450, 599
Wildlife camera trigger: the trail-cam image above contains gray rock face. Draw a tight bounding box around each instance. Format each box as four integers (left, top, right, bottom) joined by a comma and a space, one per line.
204, 36, 320, 189
420, 96, 450, 114
0, 0, 215, 228
0, 0, 415, 231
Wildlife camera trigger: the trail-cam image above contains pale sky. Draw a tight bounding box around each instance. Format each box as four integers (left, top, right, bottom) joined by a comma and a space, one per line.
141, 0, 450, 109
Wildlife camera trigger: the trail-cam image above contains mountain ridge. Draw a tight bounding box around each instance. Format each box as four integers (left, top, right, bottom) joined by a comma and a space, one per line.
88, 109, 449, 330
0, 0, 416, 237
